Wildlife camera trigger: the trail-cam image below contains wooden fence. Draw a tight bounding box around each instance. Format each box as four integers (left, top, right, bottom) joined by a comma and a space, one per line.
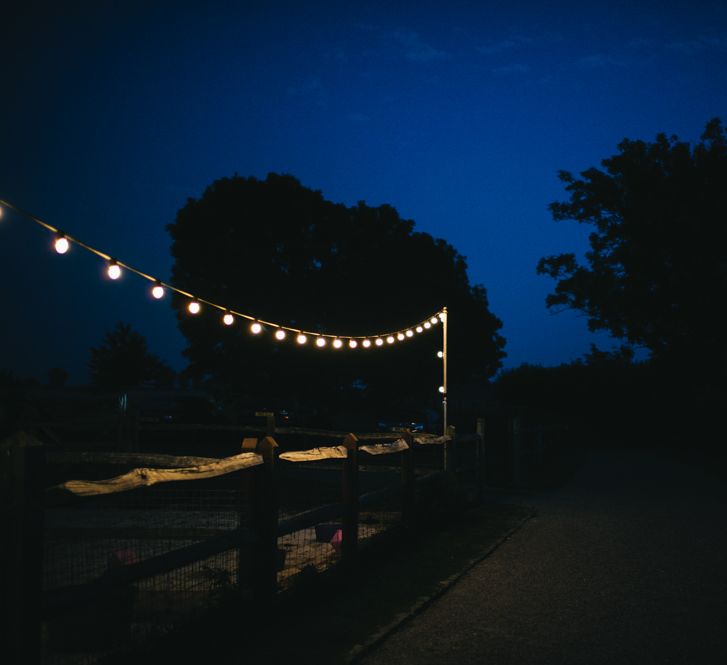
2, 413, 566, 664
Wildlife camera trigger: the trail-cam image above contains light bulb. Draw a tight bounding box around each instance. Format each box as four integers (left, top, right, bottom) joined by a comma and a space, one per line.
250, 322, 262, 335
333, 339, 343, 349
349, 339, 358, 349
188, 300, 201, 314
296, 334, 307, 345
439, 312, 447, 321
397, 333, 405, 341
438, 386, 445, 394
437, 350, 444, 358
430, 317, 439, 325
54, 235, 70, 254
405, 330, 414, 338
151, 284, 165, 299
275, 329, 286, 341
416, 326, 423, 333
424, 322, 431, 329
375, 338, 384, 347
316, 337, 327, 348
386, 336, 395, 344
107, 262, 122, 280
362, 339, 371, 348
223, 313, 234, 326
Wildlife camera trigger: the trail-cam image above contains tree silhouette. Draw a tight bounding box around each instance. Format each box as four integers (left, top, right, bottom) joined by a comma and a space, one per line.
167, 173, 505, 417
89, 322, 175, 390
537, 119, 727, 383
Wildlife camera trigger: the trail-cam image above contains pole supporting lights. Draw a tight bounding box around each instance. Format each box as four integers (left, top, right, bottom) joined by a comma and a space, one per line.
441, 307, 448, 435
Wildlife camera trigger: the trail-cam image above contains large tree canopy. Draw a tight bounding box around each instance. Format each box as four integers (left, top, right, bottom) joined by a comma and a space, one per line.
537, 119, 727, 382
167, 173, 505, 418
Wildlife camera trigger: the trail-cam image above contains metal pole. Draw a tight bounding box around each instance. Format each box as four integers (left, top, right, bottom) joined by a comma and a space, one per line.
442, 307, 448, 435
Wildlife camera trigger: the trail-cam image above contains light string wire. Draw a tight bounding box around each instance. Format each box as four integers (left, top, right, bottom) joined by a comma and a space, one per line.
0, 198, 446, 343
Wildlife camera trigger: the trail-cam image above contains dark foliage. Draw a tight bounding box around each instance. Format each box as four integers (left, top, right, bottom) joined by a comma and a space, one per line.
88, 322, 175, 390
538, 119, 727, 385
495, 346, 726, 451
167, 173, 505, 421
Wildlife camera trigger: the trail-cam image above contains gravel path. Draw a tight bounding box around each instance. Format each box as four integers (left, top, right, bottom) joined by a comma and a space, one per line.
359, 447, 727, 664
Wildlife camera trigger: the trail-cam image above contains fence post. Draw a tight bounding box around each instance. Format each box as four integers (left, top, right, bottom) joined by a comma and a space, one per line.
401, 431, 416, 530
476, 417, 486, 487
444, 425, 456, 473
510, 417, 522, 489
3, 433, 45, 665
341, 433, 359, 570
250, 436, 278, 607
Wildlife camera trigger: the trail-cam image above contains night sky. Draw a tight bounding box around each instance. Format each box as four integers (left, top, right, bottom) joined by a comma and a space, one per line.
2, 1, 726, 385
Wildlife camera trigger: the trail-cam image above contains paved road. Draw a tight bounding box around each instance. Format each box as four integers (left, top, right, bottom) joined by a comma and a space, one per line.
360, 447, 727, 664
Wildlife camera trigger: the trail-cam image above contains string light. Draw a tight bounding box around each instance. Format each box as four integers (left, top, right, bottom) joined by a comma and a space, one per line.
437, 350, 444, 358
0, 197, 446, 351
54, 234, 70, 254
107, 261, 122, 280
438, 386, 445, 394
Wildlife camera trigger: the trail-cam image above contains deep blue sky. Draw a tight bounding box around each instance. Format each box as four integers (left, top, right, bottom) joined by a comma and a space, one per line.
2, 1, 726, 384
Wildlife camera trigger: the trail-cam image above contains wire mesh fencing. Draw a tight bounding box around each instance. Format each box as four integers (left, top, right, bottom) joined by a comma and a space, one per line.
5, 428, 489, 664
41, 470, 254, 665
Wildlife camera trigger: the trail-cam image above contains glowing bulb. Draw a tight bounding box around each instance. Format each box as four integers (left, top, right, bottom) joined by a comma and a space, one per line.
349, 339, 358, 349
438, 386, 445, 394
188, 300, 201, 314
430, 317, 439, 325
405, 330, 414, 338
437, 350, 444, 359
375, 338, 384, 347
250, 322, 262, 335
416, 326, 423, 333
386, 336, 395, 344
439, 312, 447, 321
424, 322, 431, 329
316, 337, 327, 348
296, 334, 307, 345
54, 235, 70, 254
362, 339, 371, 348
275, 329, 286, 341
223, 313, 234, 326
397, 333, 405, 341
151, 284, 165, 299
107, 262, 122, 280
333, 339, 343, 349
